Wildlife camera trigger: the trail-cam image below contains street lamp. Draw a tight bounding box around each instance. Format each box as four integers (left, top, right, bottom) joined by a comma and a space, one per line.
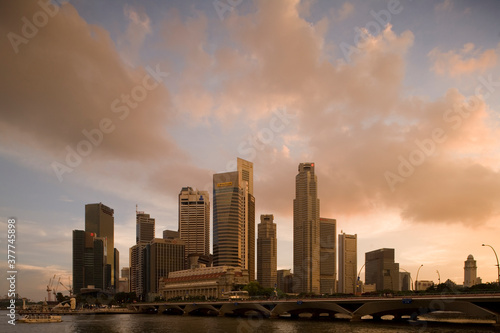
415, 264, 423, 292
436, 270, 441, 285
482, 244, 500, 284
356, 263, 366, 295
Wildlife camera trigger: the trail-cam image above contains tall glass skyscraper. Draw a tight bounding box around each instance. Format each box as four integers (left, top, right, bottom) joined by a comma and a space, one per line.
293, 162, 320, 294
213, 158, 255, 281
85, 203, 116, 290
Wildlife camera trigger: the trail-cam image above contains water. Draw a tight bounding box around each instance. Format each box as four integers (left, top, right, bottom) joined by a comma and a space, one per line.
2, 311, 499, 333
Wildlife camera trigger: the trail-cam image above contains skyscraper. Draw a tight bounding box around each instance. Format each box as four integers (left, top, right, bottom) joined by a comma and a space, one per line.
85, 203, 115, 290
319, 217, 336, 294
178, 187, 210, 262
72, 230, 106, 293
338, 232, 357, 294
257, 214, 277, 288
213, 158, 255, 281
130, 210, 156, 300
136, 211, 155, 244
145, 238, 185, 298
293, 162, 320, 294
365, 248, 400, 291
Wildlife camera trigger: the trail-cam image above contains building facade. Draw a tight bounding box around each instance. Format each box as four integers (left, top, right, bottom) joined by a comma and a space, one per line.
178, 187, 210, 263
213, 158, 255, 281
85, 203, 116, 290
464, 254, 481, 287
293, 162, 320, 294
399, 271, 411, 291
257, 214, 277, 289
136, 211, 155, 244
145, 238, 186, 298
160, 266, 249, 300
277, 269, 293, 293
365, 248, 400, 292
338, 233, 357, 294
319, 217, 336, 294
72, 230, 107, 293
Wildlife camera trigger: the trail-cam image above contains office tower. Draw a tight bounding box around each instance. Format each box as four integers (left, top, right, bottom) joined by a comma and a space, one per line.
179, 187, 210, 262
365, 248, 400, 291
130, 243, 147, 299
213, 158, 255, 281
464, 254, 481, 287
399, 272, 411, 291
338, 232, 357, 294
163, 230, 179, 240
85, 203, 115, 289
257, 214, 277, 288
277, 269, 293, 293
121, 267, 130, 279
72, 230, 106, 293
320, 217, 336, 294
293, 162, 320, 294
114, 248, 119, 291
145, 238, 185, 298
136, 211, 155, 243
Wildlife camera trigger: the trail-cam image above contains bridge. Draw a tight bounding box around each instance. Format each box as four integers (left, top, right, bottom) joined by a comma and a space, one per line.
129, 294, 500, 324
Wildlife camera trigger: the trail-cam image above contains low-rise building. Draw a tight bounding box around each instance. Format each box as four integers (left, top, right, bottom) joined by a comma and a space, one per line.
159, 265, 249, 300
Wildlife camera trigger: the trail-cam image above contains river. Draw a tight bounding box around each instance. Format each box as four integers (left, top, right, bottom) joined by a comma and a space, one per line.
1, 311, 499, 332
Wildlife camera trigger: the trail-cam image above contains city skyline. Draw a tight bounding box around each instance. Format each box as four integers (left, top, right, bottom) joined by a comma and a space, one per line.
1, 0, 500, 301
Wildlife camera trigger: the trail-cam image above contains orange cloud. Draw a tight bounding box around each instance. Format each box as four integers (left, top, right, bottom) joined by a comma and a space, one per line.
429, 43, 498, 77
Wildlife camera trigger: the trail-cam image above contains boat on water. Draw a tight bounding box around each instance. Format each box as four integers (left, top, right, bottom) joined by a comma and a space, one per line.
17, 314, 62, 323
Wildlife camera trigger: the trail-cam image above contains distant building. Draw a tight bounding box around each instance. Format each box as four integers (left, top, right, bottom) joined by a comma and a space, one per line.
145, 238, 185, 300
129, 243, 147, 299
179, 187, 210, 265
85, 203, 116, 290
136, 211, 155, 243
130, 210, 156, 300
416, 280, 434, 291
118, 278, 130, 293
72, 230, 107, 293
257, 214, 277, 288
365, 248, 400, 291
293, 162, 320, 294
121, 267, 130, 279
159, 266, 249, 300
464, 254, 482, 287
319, 218, 336, 294
338, 233, 357, 294
277, 269, 293, 293
163, 230, 179, 240
399, 272, 411, 291
213, 158, 255, 281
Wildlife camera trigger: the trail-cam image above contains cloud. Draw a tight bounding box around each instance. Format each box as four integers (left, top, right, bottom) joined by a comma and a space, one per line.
428, 43, 498, 77
118, 4, 152, 65
435, 0, 453, 12
330, 2, 354, 22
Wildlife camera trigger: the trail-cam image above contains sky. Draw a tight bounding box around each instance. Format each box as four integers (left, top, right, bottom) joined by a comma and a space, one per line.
1, 0, 500, 301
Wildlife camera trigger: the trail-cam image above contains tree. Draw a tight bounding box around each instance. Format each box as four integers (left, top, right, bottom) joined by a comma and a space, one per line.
243, 281, 263, 296
56, 292, 65, 303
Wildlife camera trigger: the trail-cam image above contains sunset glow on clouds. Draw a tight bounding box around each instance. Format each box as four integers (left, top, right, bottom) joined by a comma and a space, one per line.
1, 0, 500, 300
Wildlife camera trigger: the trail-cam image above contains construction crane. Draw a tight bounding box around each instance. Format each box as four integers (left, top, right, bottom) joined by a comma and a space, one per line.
46, 274, 56, 302
53, 276, 61, 300
59, 279, 73, 297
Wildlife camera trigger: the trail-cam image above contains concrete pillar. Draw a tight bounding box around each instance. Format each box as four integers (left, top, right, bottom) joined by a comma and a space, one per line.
350, 314, 363, 322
